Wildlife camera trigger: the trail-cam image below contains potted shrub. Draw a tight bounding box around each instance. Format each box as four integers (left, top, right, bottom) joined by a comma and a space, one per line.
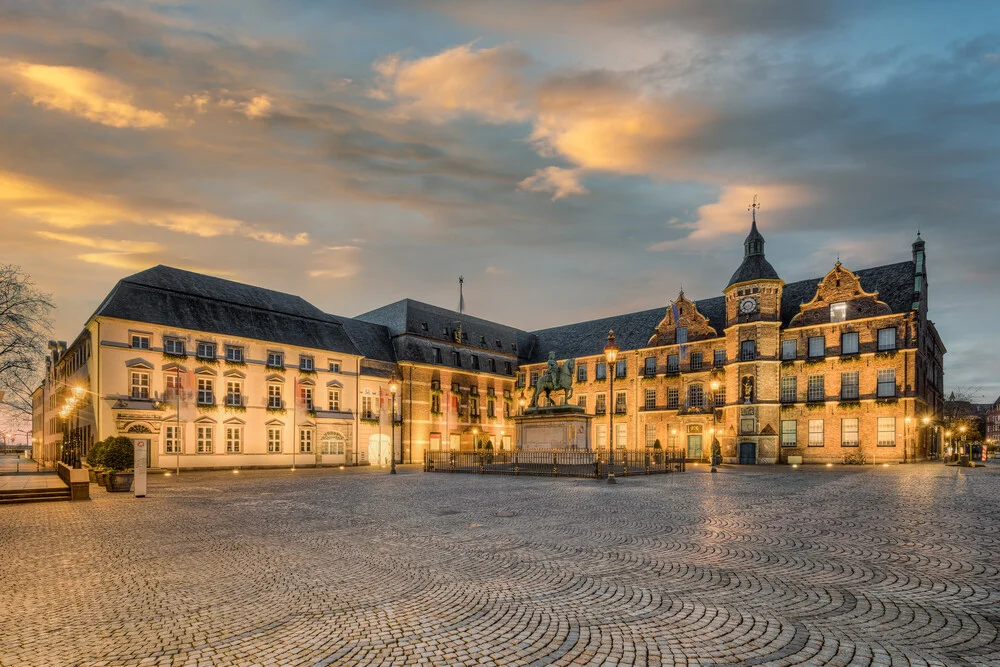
711, 439, 722, 467
86, 438, 106, 483
652, 439, 664, 464
103, 436, 135, 492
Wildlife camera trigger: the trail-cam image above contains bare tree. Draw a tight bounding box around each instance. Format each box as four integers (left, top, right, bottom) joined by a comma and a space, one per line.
0, 265, 54, 424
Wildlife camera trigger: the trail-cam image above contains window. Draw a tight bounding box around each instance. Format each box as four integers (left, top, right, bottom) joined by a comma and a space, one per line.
431, 394, 441, 413
841, 418, 859, 447
487, 398, 495, 418
165, 425, 180, 454
807, 375, 824, 402
595, 394, 607, 414
302, 387, 314, 411
516, 372, 525, 388
841, 372, 859, 400
877, 417, 896, 446
529, 370, 539, 386
130, 371, 150, 399
131, 334, 150, 349
808, 419, 824, 447
299, 355, 314, 371
267, 352, 283, 368
362, 396, 374, 419
677, 327, 688, 344
225, 346, 244, 363
841, 332, 859, 355
714, 386, 726, 407
830, 302, 847, 323
740, 340, 757, 361
451, 382, 460, 393
615, 359, 627, 378
645, 388, 656, 410
688, 384, 704, 409
595, 424, 607, 449
267, 428, 282, 453
667, 388, 679, 409
472, 355, 480, 370
197, 425, 213, 453
595, 362, 607, 380
781, 340, 797, 361
197, 378, 214, 405
328, 389, 340, 412
808, 336, 825, 358
781, 420, 797, 448
644, 357, 656, 375
667, 355, 679, 373
690, 352, 703, 371
577, 394, 587, 410
452, 351, 462, 367
434, 348, 443, 364
645, 424, 657, 448
329, 360, 341, 373
577, 364, 588, 382
714, 349, 726, 367
321, 432, 345, 456
225, 380, 243, 407
299, 429, 313, 453
615, 391, 627, 413
615, 423, 627, 450
267, 384, 282, 409
877, 369, 896, 397
226, 426, 242, 453
877, 327, 897, 351
504, 362, 512, 375
165, 374, 182, 400
196, 342, 215, 359
488, 359, 496, 373
781, 376, 797, 403
164, 338, 185, 355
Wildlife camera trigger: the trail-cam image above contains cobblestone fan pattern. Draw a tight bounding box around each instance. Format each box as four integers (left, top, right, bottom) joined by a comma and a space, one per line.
2, 464, 999, 666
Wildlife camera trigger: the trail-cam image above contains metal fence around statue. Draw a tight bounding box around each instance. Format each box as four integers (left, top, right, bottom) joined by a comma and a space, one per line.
423, 449, 685, 478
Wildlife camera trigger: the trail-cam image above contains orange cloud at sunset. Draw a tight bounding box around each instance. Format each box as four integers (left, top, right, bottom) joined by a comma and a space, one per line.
0, 59, 167, 129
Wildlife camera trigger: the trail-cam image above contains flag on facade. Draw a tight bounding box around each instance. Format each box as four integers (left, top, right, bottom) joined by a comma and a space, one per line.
379, 386, 390, 430
672, 300, 688, 361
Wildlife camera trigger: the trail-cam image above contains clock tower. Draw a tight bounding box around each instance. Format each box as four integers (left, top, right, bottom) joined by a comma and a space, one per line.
721, 202, 785, 464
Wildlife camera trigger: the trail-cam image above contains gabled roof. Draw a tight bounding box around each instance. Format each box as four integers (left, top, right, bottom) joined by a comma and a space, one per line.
95, 266, 361, 356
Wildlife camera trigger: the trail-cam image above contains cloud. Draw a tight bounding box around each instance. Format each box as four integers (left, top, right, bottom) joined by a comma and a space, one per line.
0, 59, 167, 128
518, 166, 588, 199
241, 94, 274, 119
35, 231, 164, 254
372, 43, 533, 123
308, 245, 361, 279
0, 170, 308, 245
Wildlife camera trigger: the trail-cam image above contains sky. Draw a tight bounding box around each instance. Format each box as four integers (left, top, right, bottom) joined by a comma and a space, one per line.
1, 0, 998, 401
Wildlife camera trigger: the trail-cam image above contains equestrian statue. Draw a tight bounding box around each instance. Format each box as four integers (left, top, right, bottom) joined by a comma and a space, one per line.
530, 352, 576, 408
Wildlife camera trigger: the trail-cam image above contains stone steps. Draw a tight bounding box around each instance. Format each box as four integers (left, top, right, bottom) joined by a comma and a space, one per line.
0, 487, 72, 505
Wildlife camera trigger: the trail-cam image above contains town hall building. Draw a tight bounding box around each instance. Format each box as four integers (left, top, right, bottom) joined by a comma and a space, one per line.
33, 216, 945, 468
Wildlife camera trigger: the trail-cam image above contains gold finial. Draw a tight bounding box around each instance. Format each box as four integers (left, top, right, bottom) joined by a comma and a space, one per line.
748, 194, 761, 222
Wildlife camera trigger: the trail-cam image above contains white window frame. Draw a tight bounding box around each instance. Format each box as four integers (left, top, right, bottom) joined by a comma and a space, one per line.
225, 380, 243, 407
645, 424, 657, 448
267, 384, 282, 409
130, 371, 150, 399
299, 429, 313, 453
808, 419, 824, 447
877, 417, 896, 446
841, 418, 859, 447
267, 427, 282, 453
164, 338, 185, 355
197, 425, 214, 453
595, 394, 607, 415
329, 360, 341, 373
197, 377, 214, 405
225, 425, 242, 453
614, 391, 627, 414
225, 345, 244, 363
302, 387, 314, 411
131, 333, 150, 350
267, 351, 284, 368
196, 342, 216, 360
165, 425, 180, 454
577, 394, 587, 410
328, 389, 341, 412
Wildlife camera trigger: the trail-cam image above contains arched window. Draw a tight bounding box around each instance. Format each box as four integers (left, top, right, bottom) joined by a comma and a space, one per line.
320, 431, 346, 455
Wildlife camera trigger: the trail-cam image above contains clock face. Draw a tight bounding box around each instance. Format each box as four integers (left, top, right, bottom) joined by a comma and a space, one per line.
740, 297, 758, 314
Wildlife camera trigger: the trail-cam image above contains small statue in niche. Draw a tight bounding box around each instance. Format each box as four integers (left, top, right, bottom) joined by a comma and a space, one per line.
742, 376, 755, 404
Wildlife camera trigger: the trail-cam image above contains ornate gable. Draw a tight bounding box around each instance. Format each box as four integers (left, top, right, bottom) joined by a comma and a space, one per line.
789, 262, 891, 327
648, 291, 718, 347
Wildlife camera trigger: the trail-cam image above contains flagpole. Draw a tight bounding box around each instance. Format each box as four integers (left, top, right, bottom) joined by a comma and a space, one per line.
292, 377, 297, 470
176, 367, 181, 476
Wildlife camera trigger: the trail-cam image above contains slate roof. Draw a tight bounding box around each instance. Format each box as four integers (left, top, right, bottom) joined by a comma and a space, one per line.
727, 254, 781, 287
356, 299, 537, 366
95, 266, 362, 355
526, 261, 916, 362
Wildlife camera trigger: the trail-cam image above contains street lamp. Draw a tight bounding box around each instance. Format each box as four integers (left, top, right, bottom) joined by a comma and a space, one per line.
604, 329, 619, 483
518, 392, 526, 416
709, 379, 720, 472
389, 379, 399, 474
959, 425, 967, 462
472, 427, 479, 452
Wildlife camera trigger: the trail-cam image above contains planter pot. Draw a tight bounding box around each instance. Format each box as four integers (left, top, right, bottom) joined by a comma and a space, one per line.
108, 472, 134, 492
88, 469, 97, 484
97, 471, 110, 488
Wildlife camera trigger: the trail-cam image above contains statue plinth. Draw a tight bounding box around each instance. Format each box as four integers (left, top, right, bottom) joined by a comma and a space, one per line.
514, 405, 593, 452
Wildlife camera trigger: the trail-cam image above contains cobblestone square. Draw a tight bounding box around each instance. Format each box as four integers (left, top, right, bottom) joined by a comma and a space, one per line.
1, 464, 998, 666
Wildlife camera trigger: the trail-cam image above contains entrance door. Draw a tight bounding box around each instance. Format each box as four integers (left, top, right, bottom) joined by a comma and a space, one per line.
739, 442, 756, 464
687, 435, 703, 459
368, 434, 390, 466
319, 431, 347, 465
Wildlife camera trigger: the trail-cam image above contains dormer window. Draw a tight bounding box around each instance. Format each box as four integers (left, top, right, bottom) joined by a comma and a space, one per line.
164, 338, 185, 356
225, 345, 243, 363
830, 302, 847, 323
299, 355, 314, 371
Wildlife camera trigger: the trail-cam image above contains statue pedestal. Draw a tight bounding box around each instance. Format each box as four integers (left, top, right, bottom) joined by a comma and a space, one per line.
514, 405, 593, 452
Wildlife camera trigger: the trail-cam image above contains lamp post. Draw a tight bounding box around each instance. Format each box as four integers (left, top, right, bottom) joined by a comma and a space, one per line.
389, 379, 398, 474
959, 425, 967, 463
922, 416, 931, 459
604, 329, 619, 483
472, 427, 479, 452
904, 416, 911, 463
518, 392, 526, 416
710, 379, 720, 473
945, 429, 952, 462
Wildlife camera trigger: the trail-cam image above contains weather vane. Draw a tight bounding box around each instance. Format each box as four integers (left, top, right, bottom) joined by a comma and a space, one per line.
748, 194, 761, 222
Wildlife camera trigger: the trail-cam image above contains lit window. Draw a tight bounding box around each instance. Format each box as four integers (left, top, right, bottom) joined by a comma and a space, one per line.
841, 418, 859, 447
830, 302, 847, 323
877, 327, 897, 351
808, 419, 824, 447
645, 424, 657, 448
688, 384, 704, 409
877, 417, 896, 446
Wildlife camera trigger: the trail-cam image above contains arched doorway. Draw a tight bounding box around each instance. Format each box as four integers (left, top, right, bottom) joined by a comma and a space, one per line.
125, 423, 153, 467
320, 431, 347, 465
